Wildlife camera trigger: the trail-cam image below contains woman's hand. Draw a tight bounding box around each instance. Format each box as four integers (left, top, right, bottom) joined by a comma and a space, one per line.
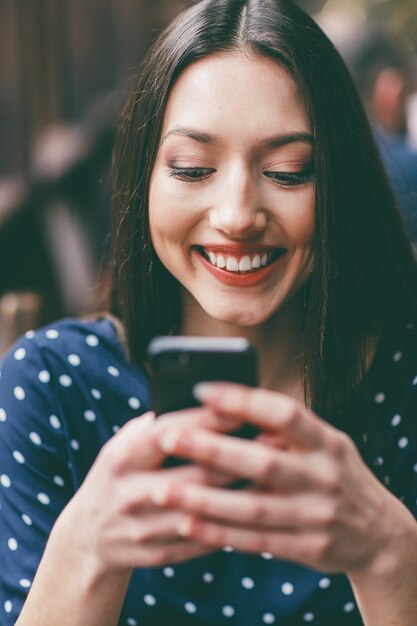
57, 408, 240, 575
151, 383, 417, 579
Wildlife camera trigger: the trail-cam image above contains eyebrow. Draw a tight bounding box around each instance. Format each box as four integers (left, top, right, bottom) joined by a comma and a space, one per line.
160, 127, 314, 148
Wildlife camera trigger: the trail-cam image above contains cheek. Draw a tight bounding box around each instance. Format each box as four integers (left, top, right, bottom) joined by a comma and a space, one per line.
149, 175, 183, 243
279, 190, 315, 247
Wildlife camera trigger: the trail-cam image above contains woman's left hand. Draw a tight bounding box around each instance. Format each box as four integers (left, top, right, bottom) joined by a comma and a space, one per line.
152, 383, 416, 577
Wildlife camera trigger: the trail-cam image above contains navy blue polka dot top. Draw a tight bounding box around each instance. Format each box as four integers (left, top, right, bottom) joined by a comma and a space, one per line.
0, 317, 416, 625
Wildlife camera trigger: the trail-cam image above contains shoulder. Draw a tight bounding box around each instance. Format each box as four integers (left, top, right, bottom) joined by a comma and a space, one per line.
12, 316, 124, 358
0, 316, 151, 485
0, 315, 150, 421
1, 316, 130, 376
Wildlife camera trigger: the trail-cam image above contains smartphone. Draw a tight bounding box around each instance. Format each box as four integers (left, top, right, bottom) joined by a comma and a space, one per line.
147, 336, 259, 464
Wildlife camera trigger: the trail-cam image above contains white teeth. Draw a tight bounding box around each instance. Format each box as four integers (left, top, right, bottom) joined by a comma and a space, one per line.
226, 257, 239, 272
239, 255, 252, 272
216, 254, 226, 268
202, 248, 278, 272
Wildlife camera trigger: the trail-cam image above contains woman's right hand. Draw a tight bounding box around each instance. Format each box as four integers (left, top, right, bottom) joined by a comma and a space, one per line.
56, 408, 237, 575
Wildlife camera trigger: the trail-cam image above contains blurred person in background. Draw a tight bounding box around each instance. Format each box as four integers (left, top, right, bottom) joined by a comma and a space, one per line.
341, 23, 417, 243
1, 1, 417, 626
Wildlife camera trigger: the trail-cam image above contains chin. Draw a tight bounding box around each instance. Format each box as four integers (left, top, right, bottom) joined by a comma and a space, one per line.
202, 301, 275, 328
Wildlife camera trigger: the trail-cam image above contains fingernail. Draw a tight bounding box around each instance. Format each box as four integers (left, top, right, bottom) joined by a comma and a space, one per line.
141, 411, 156, 421
150, 483, 171, 506
193, 382, 216, 403
159, 430, 181, 453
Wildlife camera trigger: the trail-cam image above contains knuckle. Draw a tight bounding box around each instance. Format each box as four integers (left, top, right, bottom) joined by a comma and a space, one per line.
316, 502, 339, 529
118, 485, 144, 514
254, 453, 280, 482
151, 549, 167, 566
99, 440, 128, 476
243, 499, 268, 524
130, 524, 149, 545
306, 534, 333, 563
138, 549, 159, 568
251, 533, 271, 554
321, 471, 341, 496
281, 398, 302, 429
317, 459, 343, 495
329, 431, 353, 458
246, 388, 261, 413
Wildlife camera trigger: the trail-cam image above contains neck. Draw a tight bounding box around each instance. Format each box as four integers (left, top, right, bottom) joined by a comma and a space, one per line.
180, 293, 306, 400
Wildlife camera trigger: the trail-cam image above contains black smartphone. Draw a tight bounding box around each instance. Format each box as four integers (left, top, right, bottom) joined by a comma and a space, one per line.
147, 336, 259, 464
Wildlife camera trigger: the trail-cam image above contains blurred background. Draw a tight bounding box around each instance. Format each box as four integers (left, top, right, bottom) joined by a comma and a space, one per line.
0, 0, 416, 352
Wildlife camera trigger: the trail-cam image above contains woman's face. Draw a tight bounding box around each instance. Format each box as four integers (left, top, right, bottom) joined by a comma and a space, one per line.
149, 52, 315, 328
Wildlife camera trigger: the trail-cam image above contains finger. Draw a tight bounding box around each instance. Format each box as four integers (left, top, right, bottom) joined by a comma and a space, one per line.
177, 516, 324, 568
194, 383, 330, 449
101, 407, 239, 473
134, 540, 213, 567
157, 427, 312, 490
159, 463, 235, 488
155, 405, 242, 434
151, 482, 323, 530
126, 509, 200, 543
118, 466, 237, 515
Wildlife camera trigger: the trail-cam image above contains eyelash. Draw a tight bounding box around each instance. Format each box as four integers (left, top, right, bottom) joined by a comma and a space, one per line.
169, 167, 214, 182
264, 170, 314, 187
168, 167, 314, 187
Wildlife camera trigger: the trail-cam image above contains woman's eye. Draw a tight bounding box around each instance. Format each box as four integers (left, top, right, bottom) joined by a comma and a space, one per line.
168, 167, 215, 181
264, 170, 314, 187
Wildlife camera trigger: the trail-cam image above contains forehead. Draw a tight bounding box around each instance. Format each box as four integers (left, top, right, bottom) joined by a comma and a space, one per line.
162, 52, 311, 138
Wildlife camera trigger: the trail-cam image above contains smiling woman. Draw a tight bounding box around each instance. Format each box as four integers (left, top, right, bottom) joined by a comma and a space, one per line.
1, 1, 417, 626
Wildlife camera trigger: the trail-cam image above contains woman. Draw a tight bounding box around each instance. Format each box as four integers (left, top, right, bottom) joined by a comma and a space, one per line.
1, 1, 417, 624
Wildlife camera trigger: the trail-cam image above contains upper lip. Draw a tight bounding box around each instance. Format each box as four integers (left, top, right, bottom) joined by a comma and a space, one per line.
193, 244, 285, 254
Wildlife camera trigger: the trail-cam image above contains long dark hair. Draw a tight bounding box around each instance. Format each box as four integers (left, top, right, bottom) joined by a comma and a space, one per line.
112, 0, 417, 431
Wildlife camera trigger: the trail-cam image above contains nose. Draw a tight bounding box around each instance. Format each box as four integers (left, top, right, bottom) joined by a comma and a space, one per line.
209, 165, 267, 237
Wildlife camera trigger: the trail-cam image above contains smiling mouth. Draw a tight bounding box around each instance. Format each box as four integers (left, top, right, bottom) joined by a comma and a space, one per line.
193, 246, 286, 274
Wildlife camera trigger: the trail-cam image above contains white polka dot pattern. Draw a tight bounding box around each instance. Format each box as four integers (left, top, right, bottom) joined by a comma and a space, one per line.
49, 415, 61, 429
12, 451, 25, 464
281, 582, 294, 595
222, 605, 235, 617
84, 410, 96, 422
68, 354, 81, 366
4, 600, 12, 613
86, 334, 99, 347
14, 348, 26, 361
13, 386, 25, 400
1, 474, 11, 488
128, 397, 140, 410
38, 370, 51, 383
184, 601, 197, 614
7, 538, 18, 551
